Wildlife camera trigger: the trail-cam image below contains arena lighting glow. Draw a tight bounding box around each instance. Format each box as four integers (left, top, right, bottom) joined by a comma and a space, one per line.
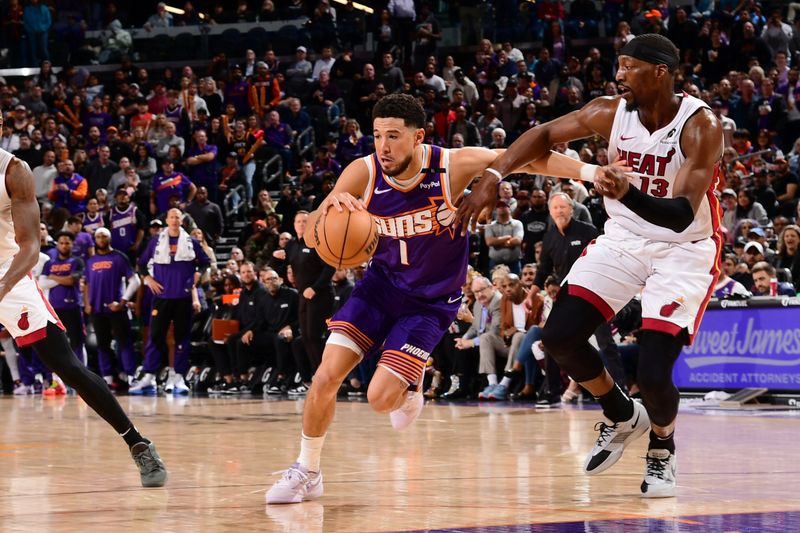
163, 4, 206, 20
331, 0, 374, 15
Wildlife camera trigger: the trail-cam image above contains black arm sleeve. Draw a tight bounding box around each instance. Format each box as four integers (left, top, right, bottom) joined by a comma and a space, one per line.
619, 186, 695, 233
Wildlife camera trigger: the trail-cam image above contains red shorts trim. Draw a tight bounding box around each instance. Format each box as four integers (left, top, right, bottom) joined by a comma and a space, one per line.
15, 326, 49, 347
567, 284, 614, 322
641, 318, 683, 336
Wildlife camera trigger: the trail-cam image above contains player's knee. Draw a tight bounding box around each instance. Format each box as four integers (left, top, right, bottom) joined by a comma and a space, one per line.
367, 385, 400, 413
540, 322, 576, 358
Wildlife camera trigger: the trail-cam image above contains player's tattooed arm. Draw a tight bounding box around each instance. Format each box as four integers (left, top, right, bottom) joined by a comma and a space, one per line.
0, 159, 40, 301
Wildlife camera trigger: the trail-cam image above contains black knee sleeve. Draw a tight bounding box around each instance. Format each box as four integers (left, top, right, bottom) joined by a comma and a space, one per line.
636, 329, 688, 427
540, 286, 607, 382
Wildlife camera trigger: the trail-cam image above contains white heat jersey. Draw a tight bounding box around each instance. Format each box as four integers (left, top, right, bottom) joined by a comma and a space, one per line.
607, 94, 722, 243
0, 148, 18, 264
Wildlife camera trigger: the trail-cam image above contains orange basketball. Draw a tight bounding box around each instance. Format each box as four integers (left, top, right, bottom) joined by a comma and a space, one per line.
311, 206, 379, 269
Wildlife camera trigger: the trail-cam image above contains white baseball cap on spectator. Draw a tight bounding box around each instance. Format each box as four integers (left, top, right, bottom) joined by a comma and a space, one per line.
744, 242, 764, 255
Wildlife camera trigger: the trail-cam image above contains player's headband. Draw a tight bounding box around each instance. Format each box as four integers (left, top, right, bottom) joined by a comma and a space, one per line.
619, 38, 679, 71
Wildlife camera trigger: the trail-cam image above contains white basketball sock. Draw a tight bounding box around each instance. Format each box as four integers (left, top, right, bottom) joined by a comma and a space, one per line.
487, 374, 498, 386
297, 432, 326, 473
499, 376, 511, 388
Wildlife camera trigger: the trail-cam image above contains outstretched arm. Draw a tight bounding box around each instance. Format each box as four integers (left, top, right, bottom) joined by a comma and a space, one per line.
0, 160, 40, 301
453, 97, 619, 233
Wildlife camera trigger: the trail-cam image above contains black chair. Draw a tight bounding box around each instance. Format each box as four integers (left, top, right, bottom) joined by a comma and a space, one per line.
173, 32, 197, 61
244, 26, 269, 56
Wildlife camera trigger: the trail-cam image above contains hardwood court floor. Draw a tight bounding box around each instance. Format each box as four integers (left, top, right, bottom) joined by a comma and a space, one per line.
0, 395, 799, 532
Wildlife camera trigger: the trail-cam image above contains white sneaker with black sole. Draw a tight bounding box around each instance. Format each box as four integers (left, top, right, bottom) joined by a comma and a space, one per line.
641, 448, 677, 498
584, 400, 649, 475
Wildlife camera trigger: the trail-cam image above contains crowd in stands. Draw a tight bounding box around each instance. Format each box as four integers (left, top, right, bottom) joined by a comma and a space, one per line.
1, 0, 799, 403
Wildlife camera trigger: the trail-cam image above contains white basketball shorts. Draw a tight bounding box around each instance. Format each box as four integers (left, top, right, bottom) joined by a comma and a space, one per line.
565, 221, 722, 341
0, 258, 63, 346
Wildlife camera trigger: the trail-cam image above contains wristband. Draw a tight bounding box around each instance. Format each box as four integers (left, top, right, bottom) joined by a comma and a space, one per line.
579, 164, 598, 183
484, 167, 503, 181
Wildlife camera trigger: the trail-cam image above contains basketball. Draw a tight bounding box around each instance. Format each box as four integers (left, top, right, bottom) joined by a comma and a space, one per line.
311, 206, 379, 269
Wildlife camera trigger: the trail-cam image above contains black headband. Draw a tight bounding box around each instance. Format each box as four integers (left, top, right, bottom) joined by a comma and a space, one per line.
619, 39, 679, 70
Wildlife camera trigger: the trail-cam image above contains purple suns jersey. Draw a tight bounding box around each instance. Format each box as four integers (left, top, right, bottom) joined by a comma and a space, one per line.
83, 212, 104, 234
85, 251, 134, 314
42, 256, 83, 310
110, 204, 139, 251
362, 144, 467, 300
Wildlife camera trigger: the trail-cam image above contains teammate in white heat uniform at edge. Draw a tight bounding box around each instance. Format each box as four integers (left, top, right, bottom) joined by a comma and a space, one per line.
0, 116, 166, 487
457, 34, 724, 498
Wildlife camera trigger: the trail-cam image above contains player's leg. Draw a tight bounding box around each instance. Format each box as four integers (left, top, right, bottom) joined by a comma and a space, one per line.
132, 298, 169, 393
636, 329, 685, 498
266, 339, 361, 504
542, 234, 651, 475
166, 298, 193, 394
375, 304, 457, 430
109, 310, 137, 378
636, 236, 719, 497
92, 312, 116, 384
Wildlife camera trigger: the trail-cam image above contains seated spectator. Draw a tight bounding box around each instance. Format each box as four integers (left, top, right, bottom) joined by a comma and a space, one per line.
776, 224, 800, 290
751, 261, 797, 296
335, 119, 371, 167
736, 187, 770, 227
455, 276, 501, 399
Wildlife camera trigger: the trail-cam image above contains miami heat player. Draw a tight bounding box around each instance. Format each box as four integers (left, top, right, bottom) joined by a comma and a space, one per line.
458, 34, 724, 498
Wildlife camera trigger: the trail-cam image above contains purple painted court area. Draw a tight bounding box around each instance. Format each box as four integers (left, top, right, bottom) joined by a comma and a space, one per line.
397, 510, 800, 533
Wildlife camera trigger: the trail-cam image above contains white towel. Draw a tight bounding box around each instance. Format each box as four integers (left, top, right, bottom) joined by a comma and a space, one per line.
153, 227, 196, 264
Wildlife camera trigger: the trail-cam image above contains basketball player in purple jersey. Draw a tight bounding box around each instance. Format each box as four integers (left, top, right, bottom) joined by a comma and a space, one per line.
457, 34, 724, 497
267, 93, 579, 504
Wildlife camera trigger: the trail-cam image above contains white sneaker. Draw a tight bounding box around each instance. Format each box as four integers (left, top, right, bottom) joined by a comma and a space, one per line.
129, 373, 157, 395
641, 449, 677, 498
171, 373, 190, 395
584, 400, 649, 475
287, 384, 309, 396
163, 369, 177, 393
266, 463, 323, 504
13, 381, 30, 396
389, 390, 424, 430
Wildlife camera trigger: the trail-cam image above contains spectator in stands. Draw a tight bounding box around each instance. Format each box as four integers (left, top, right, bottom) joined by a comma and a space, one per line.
132, 208, 211, 394
33, 149, 56, 204
151, 158, 196, 216
49, 159, 87, 215
185, 129, 218, 198
156, 121, 185, 159
777, 225, 800, 291
264, 110, 294, 173
447, 106, 480, 147
185, 186, 223, 245
249, 62, 281, 119
335, 119, 370, 167
715, 253, 751, 299
771, 157, 799, 217
23, 0, 50, 67
261, 267, 300, 394
109, 188, 145, 262
272, 211, 334, 392
484, 200, 523, 275
85, 145, 119, 195
456, 275, 501, 395
751, 261, 797, 296
146, 2, 174, 30
737, 187, 770, 227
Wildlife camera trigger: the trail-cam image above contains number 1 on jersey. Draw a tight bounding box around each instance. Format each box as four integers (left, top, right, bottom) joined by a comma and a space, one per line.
399, 239, 409, 265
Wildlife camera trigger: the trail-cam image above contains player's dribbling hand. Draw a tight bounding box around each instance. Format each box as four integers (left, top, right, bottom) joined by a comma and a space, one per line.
326, 192, 364, 213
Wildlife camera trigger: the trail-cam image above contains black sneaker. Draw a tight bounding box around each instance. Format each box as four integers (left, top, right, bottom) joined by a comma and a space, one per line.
536, 398, 562, 408
131, 442, 167, 487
